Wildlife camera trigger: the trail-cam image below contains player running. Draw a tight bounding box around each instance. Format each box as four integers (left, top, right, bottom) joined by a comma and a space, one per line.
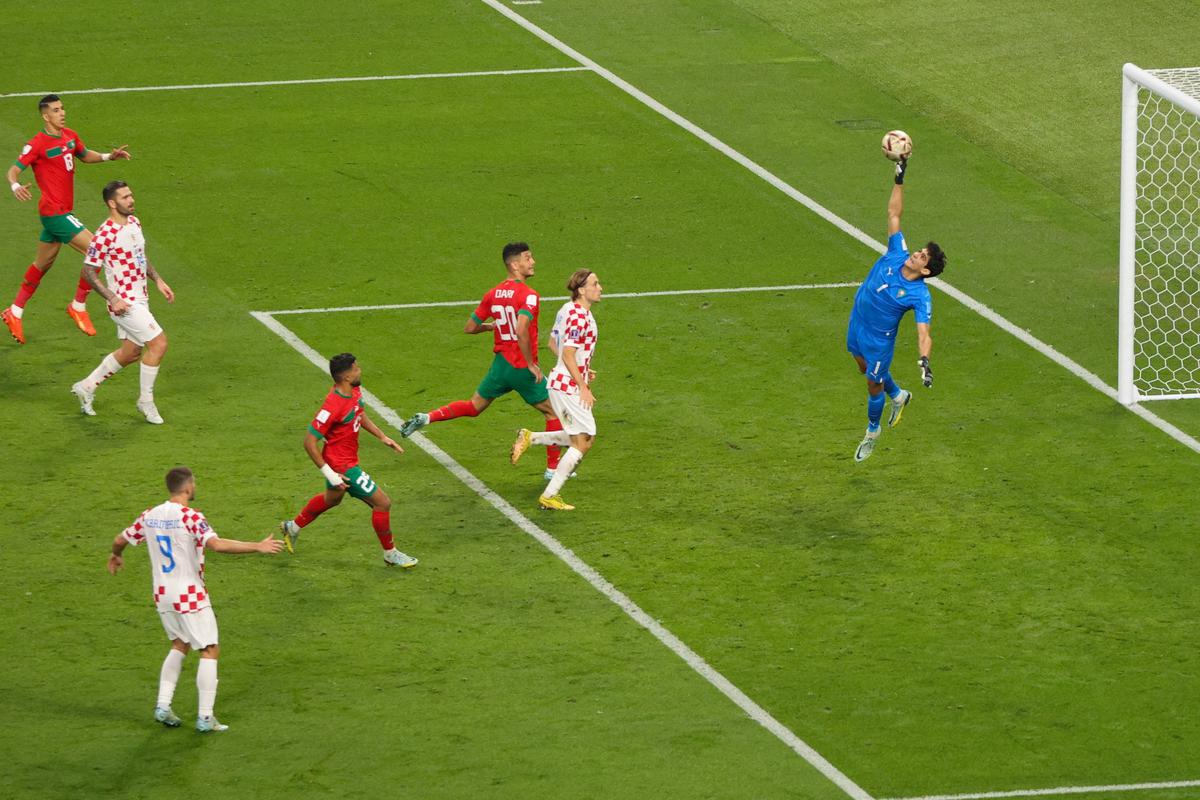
846, 156, 946, 462
510, 269, 602, 510
72, 182, 175, 425
280, 353, 418, 568
399, 242, 564, 472
4, 94, 131, 344
107, 466, 283, 733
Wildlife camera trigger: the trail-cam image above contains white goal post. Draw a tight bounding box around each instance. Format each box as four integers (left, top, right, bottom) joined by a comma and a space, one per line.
1119, 63, 1200, 404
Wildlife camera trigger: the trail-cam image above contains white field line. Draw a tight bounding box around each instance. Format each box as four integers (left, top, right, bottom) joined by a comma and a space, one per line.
262, 282, 859, 316
249, 308, 872, 800
477, 0, 1200, 460
884, 779, 1200, 800
0, 66, 591, 99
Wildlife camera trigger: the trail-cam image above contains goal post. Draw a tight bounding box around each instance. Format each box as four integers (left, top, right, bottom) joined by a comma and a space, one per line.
1119, 63, 1200, 404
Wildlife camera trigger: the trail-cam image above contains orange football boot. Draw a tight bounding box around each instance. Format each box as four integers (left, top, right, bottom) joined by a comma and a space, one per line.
66, 304, 97, 336
1, 308, 24, 344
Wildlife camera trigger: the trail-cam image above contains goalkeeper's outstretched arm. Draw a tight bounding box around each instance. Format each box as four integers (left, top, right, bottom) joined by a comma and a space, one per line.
887, 158, 908, 235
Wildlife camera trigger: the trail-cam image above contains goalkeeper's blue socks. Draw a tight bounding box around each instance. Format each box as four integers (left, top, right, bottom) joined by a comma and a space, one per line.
882, 373, 901, 401
867, 392, 885, 430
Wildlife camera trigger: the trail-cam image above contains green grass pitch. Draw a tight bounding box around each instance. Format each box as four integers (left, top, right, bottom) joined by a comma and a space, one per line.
2, 2, 1200, 799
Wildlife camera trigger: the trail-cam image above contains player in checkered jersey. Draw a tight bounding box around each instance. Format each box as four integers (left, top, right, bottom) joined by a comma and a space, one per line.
3, 94, 131, 344
107, 467, 283, 732
510, 270, 603, 510
72, 181, 175, 425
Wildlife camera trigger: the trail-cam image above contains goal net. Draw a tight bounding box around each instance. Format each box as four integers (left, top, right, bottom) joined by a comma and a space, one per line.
1119, 64, 1200, 404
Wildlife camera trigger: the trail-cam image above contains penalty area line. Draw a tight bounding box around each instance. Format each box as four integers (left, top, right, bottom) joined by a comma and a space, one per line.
258, 281, 860, 316
250, 306, 868, 800
882, 778, 1200, 800
0, 66, 592, 99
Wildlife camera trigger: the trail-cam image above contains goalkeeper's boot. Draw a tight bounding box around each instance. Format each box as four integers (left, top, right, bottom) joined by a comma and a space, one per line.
543, 468, 578, 481
71, 382, 96, 416
511, 428, 533, 465
887, 390, 912, 428
66, 303, 97, 336
854, 426, 880, 463
195, 715, 229, 733
400, 412, 429, 438
137, 399, 164, 425
280, 520, 300, 554
538, 494, 575, 511
154, 706, 181, 728
383, 548, 418, 568
2, 308, 24, 344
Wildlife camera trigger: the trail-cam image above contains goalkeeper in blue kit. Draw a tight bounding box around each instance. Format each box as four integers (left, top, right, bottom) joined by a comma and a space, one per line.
845, 156, 946, 462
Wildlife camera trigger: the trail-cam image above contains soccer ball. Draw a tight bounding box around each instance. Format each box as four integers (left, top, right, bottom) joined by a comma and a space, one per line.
881, 130, 912, 161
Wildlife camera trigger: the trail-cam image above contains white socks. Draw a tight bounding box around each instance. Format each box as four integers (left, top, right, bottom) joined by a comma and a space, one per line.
545, 447, 584, 497
139, 363, 159, 403
196, 658, 219, 718
83, 353, 123, 392
156, 649, 186, 708
70, 300, 87, 312
531, 430, 571, 447
9, 304, 22, 318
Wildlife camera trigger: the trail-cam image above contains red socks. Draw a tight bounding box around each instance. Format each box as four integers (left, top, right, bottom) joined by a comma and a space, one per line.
295, 495, 395, 551
545, 418, 563, 469
13, 264, 42, 309
371, 510, 394, 551
73, 275, 91, 304
294, 494, 332, 528
429, 399, 480, 422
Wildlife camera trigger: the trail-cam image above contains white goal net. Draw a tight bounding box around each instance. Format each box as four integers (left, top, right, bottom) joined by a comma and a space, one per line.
1119, 64, 1200, 403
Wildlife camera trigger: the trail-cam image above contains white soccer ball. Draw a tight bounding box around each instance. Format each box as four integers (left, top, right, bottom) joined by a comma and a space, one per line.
881, 130, 912, 161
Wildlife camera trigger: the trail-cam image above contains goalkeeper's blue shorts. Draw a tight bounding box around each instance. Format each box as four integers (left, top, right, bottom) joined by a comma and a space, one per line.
846, 316, 896, 383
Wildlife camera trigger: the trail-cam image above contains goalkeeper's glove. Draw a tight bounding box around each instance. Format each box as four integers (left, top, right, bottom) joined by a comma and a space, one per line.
894, 156, 908, 185
918, 356, 933, 387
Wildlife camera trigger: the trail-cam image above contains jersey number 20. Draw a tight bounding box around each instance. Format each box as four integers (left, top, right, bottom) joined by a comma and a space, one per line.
490, 305, 521, 342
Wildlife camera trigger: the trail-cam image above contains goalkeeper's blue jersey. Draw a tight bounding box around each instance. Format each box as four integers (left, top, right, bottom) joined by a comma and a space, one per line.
850, 231, 932, 337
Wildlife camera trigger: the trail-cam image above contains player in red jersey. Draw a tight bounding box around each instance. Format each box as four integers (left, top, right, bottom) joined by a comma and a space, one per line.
279, 353, 418, 568
399, 242, 564, 471
3, 94, 131, 344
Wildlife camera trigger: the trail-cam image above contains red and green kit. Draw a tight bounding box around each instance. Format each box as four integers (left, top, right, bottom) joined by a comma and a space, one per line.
308, 386, 365, 472
15, 127, 88, 216
471, 278, 541, 369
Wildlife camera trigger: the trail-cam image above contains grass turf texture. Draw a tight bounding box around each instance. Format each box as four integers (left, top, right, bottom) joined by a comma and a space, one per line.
2, 1, 1199, 799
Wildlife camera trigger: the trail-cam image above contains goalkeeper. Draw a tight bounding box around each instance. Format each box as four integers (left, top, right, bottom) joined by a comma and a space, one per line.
845, 155, 946, 462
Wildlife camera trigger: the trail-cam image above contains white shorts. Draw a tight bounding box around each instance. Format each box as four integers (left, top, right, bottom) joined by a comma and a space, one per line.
549, 387, 597, 436
158, 606, 219, 650
111, 301, 163, 346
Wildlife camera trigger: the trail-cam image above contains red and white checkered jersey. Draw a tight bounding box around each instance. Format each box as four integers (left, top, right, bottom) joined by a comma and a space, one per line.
122, 501, 217, 614
547, 302, 598, 395
84, 216, 149, 305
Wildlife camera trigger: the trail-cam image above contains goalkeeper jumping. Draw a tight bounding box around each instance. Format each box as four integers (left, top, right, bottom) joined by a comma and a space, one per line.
845, 155, 946, 462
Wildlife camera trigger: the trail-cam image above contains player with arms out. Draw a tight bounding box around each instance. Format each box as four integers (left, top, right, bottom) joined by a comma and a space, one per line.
107, 466, 283, 732
846, 156, 946, 461
280, 353, 418, 568
3, 94, 131, 344
510, 269, 603, 510
72, 181, 175, 424
399, 243, 564, 473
